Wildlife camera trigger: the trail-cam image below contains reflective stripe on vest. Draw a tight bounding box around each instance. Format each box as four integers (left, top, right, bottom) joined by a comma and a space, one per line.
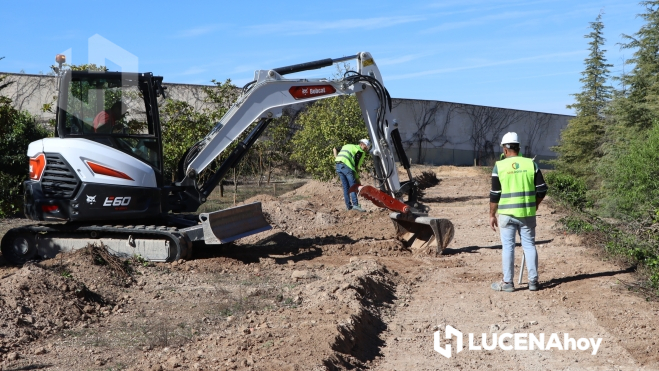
335, 144, 364, 173
496, 157, 536, 218
337, 150, 355, 169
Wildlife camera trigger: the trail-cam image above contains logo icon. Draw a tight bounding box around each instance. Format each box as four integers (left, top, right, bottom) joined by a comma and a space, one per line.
434, 325, 463, 358
512, 162, 520, 170
86, 195, 96, 204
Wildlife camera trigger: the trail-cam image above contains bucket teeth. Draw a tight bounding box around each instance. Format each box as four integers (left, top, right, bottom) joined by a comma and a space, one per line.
390, 213, 455, 255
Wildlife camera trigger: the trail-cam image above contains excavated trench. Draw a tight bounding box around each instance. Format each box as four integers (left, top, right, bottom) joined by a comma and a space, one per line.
323, 262, 398, 370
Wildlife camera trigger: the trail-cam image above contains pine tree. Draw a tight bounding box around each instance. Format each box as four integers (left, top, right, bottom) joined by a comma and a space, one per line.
614, 0, 659, 129
553, 13, 612, 182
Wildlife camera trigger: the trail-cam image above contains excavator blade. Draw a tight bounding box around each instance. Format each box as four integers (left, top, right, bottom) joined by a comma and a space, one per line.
199, 202, 272, 245
389, 212, 455, 255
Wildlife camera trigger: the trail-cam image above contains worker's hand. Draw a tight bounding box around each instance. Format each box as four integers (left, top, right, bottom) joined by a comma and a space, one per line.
489, 215, 498, 231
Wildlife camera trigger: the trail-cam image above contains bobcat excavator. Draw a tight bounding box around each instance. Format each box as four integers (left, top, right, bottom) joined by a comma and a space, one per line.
1, 52, 454, 265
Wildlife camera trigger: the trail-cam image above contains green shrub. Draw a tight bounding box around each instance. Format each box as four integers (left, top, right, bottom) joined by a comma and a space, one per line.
599, 121, 659, 221
291, 96, 368, 180
559, 215, 594, 234
0, 109, 51, 217
544, 171, 590, 210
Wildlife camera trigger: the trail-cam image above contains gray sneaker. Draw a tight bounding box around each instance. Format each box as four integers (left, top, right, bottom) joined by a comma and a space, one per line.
351, 205, 366, 212
528, 280, 540, 291
491, 281, 514, 292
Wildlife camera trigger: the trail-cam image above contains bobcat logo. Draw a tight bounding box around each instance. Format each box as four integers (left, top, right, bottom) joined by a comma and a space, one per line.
302, 88, 308, 95
86, 195, 96, 205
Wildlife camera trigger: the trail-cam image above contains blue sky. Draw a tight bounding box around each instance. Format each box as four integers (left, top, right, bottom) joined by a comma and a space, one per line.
0, 0, 645, 115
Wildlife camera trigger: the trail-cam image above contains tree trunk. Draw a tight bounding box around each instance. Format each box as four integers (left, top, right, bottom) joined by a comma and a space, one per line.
257, 151, 263, 187
267, 162, 272, 185
233, 168, 238, 206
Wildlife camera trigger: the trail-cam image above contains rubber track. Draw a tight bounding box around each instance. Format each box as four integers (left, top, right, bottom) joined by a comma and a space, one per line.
1, 223, 191, 265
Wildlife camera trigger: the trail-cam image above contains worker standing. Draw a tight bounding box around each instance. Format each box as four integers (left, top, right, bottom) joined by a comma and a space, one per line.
334, 139, 370, 212
489, 132, 548, 292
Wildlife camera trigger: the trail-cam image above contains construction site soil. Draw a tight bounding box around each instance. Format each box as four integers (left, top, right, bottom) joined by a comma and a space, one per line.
0, 165, 657, 371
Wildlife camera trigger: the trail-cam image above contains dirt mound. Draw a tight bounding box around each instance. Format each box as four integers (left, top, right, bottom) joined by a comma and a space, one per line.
0, 261, 111, 353
242, 194, 278, 204
283, 180, 337, 198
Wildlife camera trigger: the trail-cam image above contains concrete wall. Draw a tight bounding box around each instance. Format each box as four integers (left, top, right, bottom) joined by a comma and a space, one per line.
0, 72, 217, 125
390, 98, 571, 168
1, 72, 571, 167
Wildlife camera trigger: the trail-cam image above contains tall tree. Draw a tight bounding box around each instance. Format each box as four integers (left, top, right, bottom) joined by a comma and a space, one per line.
553, 13, 612, 182
291, 96, 367, 180
614, 1, 659, 129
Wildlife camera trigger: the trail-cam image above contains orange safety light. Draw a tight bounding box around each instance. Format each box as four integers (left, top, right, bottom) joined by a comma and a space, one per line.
55, 54, 66, 64
29, 153, 46, 181
85, 160, 134, 180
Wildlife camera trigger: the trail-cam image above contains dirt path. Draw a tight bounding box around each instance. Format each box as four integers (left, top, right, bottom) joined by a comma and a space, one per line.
0, 166, 657, 370
373, 167, 659, 371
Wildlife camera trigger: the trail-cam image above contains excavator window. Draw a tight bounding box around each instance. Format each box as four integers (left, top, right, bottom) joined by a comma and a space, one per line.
58, 72, 161, 170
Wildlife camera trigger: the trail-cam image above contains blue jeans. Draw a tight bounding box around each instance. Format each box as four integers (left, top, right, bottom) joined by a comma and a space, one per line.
336, 163, 358, 210
499, 214, 538, 283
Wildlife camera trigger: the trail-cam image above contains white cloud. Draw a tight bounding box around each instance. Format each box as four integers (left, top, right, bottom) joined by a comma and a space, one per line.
377, 53, 429, 66
175, 25, 219, 38
245, 15, 425, 36
387, 50, 584, 80
422, 10, 547, 33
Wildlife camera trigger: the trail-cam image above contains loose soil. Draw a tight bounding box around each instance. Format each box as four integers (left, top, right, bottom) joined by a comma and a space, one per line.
0, 166, 657, 370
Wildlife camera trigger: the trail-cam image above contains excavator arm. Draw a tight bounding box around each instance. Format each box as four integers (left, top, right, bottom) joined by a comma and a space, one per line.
171, 52, 404, 210
171, 52, 454, 254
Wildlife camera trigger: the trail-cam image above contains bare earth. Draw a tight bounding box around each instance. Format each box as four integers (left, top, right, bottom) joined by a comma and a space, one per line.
0, 165, 657, 371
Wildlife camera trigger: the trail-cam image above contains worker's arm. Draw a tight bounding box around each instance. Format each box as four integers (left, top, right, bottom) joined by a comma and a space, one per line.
333, 147, 338, 157
489, 202, 499, 231
354, 149, 365, 183
534, 163, 548, 210
489, 164, 501, 231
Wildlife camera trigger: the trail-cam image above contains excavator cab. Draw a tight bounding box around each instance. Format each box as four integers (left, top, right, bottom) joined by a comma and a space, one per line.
56, 71, 164, 179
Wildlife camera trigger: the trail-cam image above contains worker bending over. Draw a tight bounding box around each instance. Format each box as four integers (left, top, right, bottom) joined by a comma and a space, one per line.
489, 132, 548, 292
334, 139, 370, 212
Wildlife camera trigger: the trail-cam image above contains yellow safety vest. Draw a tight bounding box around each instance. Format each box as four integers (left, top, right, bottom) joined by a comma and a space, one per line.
496, 157, 536, 217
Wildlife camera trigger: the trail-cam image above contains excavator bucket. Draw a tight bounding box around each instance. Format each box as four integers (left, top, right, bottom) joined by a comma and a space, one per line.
199, 202, 272, 245
389, 212, 455, 255
347, 184, 454, 255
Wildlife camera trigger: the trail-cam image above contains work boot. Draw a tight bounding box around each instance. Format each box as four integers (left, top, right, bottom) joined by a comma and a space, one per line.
528, 280, 540, 291
491, 281, 514, 292
351, 205, 366, 212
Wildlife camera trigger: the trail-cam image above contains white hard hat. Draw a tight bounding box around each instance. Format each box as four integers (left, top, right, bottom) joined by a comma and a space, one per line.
359, 138, 371, 148
500, 132, 520, 146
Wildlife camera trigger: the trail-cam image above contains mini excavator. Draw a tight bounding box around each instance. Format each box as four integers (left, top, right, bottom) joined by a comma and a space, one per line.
1, 52, 454, 264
